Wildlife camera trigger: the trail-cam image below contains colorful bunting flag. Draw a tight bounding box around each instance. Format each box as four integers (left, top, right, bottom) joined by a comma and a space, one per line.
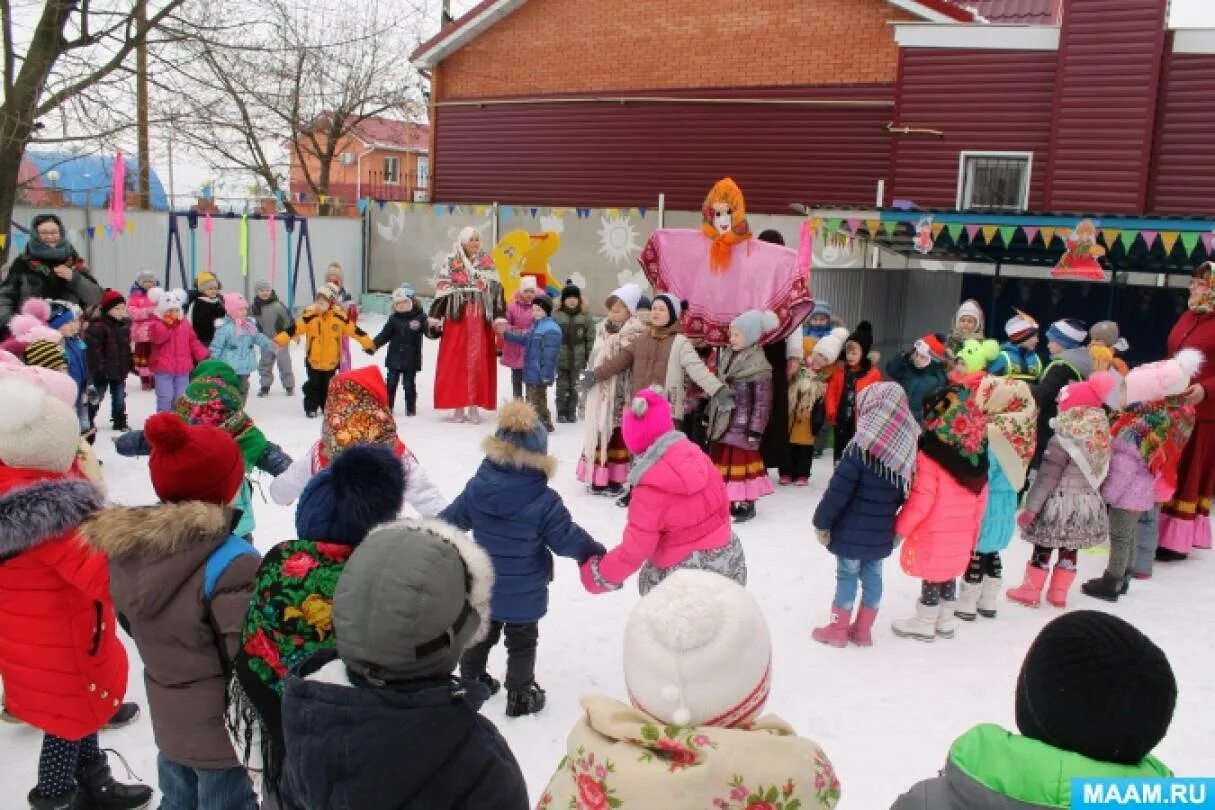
502, 207, 513, 220
13, 232, 27, 251
1122, 230, 1139, 249
1101, 229, 1122, 250
239, 215, 249, 276
1023, 226, 1039, 245
825, 218, 842, 234
930, 222, 945, 239
639, 207, 648, 218
529, 207, 538, 218
376, 200, 385, 210
846, 218, 861, 234
998, 226, 1017, 246
866, 219, 881, 236
1160, 232, 1180, 254
882, 220, 899, 237
965, 224, 981, 242
87, 226, 96, 240
944, 222, 961, 241
1179, 231, 1200, 255
125, 220, 135, 235
1202, 233, 1215, 255
1140, 230, 1158, 249
357, 199, 369, 214
980, 225, 999, 244
110, 151, 126, 233
0, 234, 5, 250
1040, 226, 1056, 245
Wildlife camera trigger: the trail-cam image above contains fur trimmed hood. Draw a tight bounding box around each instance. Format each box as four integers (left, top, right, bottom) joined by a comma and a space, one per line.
481, 434, 557, 479
0, 473, 104, 561
80, 501, 231, 558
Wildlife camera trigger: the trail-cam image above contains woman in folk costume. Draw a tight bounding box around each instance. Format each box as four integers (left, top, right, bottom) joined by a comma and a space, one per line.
429, 227, 506, 423
577, 283, 646, 496
268, 364, 448, 518
705, 310, 778, 523
1157, 261, 1215, 560
1009, 373, 1116, 610
954, 376, 1037, 623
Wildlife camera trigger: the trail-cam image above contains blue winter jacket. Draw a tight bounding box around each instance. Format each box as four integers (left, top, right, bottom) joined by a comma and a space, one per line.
281, 650, 528, 810
975, 449, 1018, 554
504, 316, 561, 386
210, 318, 276, 376
63, 336, 90, 409
812, 450, 906, 561
986, 342, 1044, 382
440, 448, 604, 624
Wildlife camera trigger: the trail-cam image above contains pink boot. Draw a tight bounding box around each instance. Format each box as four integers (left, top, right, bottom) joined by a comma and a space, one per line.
1046, 566, 1077, 608
811, 605, 851, 647
1006, 563, 1048, 607
849, 605, 878, 647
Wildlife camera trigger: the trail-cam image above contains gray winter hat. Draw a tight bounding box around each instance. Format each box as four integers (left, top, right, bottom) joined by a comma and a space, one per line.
254, 279, 273, 293
333, 519, 495, 683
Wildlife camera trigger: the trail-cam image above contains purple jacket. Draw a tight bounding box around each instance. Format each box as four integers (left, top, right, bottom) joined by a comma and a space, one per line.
500, 293, 534, 370
721, 373, 773, 450
1100, 438, 1156, 513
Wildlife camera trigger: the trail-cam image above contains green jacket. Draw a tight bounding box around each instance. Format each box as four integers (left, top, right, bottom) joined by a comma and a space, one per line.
890, 724, 1171, 810
553, 305, 595, 374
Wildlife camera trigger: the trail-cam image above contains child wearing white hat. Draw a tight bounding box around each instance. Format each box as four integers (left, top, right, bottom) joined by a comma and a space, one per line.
539, 570, 841, 810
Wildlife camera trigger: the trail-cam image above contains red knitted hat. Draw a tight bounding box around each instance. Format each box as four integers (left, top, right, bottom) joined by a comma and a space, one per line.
99, 289, 126, 313
146, 412, 245, 505
915, 334, 947, 362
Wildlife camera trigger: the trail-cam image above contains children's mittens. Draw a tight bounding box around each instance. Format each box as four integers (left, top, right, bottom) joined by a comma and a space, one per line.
578, 370, 597, 392
1017, 510, 1037, 529
815, 528, 831, 546
579, 556, 621, 595
711, 387, 735, 408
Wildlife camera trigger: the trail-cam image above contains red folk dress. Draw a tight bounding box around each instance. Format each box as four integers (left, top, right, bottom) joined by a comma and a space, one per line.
429, 250, 505, 411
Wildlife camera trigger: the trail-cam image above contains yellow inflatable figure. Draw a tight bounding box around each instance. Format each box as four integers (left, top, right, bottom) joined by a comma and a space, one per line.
492, 229, 562, 299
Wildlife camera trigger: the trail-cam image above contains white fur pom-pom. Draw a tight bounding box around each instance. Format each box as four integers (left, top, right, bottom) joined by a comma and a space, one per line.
630, 396, 649, 417
1175, 347, 1203, 380
672, 708, 692, 727
0, 378, 47, 433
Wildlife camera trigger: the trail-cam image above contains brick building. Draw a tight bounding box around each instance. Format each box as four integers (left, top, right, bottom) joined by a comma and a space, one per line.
288, 116, 430, 207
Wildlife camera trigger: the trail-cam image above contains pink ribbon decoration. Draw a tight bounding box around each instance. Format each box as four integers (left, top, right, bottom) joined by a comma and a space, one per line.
109, 152, 126, 233
798, 219, 813, 282
267, 213, 277, 285
203, 210, 213, 272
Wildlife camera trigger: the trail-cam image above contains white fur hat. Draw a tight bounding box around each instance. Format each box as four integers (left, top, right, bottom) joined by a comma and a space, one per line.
956, 299, 985, 332
624, 570, 772, 728
812, 327, 850, 365
609, 283, 643, 315
731, 309, 779, 348
518, 276, 538, 293
1121, 348, 1203, 407
148, 287, 188, 317
0, 376, 81, 472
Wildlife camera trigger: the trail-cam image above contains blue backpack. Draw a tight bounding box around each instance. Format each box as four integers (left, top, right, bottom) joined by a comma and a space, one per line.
203, 534, 259, 675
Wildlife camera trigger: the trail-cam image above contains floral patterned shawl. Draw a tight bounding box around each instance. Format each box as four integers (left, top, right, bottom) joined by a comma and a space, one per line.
919, 385, 989, 493
432, 228, 502, 323
1110, 397, 1196, 494
1052, 406, 1112, 490
975, 376, 1037, 491
1190, 261, 1215, 314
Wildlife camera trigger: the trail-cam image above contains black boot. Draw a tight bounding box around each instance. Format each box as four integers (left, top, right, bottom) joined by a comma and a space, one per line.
505, 682, 546, 717
467, 673, 500, 696
1081, 572, 1122, 602
1155, 547, 1188, 562
733, 501, 757, 523
104, 703, 140, 730
76, 753, 152, 810
257, 387, 270, 397
26, 788, 85, 810
615, 490, 632, 508
110, 414, 129, 432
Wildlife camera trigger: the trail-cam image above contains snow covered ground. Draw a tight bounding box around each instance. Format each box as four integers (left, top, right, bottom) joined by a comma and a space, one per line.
3, 313, 1213, 808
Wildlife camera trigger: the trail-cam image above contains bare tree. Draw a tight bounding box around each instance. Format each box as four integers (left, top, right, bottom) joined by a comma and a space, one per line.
0, 0, 193, 260
167, 0, 427, 216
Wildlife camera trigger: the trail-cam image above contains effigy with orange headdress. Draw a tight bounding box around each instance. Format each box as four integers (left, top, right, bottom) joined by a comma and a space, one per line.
639, 177, 814, 347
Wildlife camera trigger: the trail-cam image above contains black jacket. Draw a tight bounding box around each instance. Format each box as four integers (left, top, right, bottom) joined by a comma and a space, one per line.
84, 314, 133, 381
0, 253, 102, 339
281, 650, 528, 810
189, 294, 226, 345
372, 305, 434, 372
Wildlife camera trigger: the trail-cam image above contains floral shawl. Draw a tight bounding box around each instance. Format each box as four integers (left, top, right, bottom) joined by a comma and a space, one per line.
846, 382, 919, 494
1190, 261, 1215, 314
316, 373, 402, 468
431, 240, 503, 324
920, 385, 989, 493
1052, 407, 1112, 490
975, 376, 1038, 491
700, 177, 752, 275
173, 376, 267, 469
1110, 397, 1196, 494
538, 695, 841, 810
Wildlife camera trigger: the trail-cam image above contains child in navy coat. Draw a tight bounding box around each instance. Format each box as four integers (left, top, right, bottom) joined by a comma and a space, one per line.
811, 383, 918, 648
440, 400, 604, 717
372, 284, 436, 415
497, 295, 561, 432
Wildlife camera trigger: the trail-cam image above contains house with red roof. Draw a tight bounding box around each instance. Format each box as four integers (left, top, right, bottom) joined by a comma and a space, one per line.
288, 115, 430, 208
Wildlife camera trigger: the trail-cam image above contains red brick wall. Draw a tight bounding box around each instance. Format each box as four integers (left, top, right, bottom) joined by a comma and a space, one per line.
436, 0, 915, 100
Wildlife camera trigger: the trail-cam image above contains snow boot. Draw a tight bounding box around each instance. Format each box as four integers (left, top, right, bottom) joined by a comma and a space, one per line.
733, 501, 757, 523
26, 788, 85, 810
936, 599, 959, 639
505, 682, 546, 717
849, 605, 878, 647
468, 673, 501, 696
977, 576, 1002, 618
811, 604, 851, 648
1155, 547, 1187, 562
615, 490, 632, 508
954, 581, 981, 622
542, 418, 555, 433
285, 387, 294, 396
1006, 564, 1048, 608
891, 601, 939, 642
795, 477, 810, 487
1046, 566, 1077, 608
104, 703, 140, 730
76, 753, 153, 810
779, 475, 792, 486
110, 414, 129, 432
257, 387, 270, 398
1081, 571, 1122, 603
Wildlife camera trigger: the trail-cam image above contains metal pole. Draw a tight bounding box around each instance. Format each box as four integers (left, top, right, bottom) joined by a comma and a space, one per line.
991, 261, 1002, 326
658, 193, 665, 229
166, 130, 176, 208
492, 202, 499, 245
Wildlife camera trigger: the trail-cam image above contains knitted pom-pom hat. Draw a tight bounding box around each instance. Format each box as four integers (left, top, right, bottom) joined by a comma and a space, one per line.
621, 386, 675, 455
730, 309, 779, 348
1122, 349, 1202, 407
624, 570, 772, 728
295, 445, 405, 546
99, 289, 126, 313
0, 375, 81, 472
812, 327, 850, 365
146, 412, 244, 505
222, 292, 248, 315
1058, 371, 1117, 412
149, 287, 188, 317
1046, 318, 1088, 351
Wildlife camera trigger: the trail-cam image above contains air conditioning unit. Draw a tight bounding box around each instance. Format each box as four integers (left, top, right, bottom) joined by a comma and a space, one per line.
339, 152, 355, 166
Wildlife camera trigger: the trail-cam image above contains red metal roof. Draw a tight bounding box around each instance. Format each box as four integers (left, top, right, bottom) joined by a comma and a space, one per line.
1148, 50, 1215, 216
963, 0, 1062, 24
350, 117, 429, 151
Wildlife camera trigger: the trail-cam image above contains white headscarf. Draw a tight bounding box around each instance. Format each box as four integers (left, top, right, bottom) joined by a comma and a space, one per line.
453, 226, 481, 277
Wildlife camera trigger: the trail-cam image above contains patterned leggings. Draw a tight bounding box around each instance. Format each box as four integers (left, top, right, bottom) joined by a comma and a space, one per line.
35, 732, 101, 798
1030, 546, 1078, 570
963, 551, 1003, 584
919, 579, 957, 606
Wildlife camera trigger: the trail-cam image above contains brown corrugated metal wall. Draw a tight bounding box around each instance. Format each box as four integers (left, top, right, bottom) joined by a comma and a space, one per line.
1149, 50, 1215, 216
887, 49, 1057, 208
430, 85, 894, 213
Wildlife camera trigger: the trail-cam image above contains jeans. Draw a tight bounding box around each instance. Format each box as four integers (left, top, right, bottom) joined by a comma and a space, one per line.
154, 373, 187, 413
93, 377, 127, 421
1133, 506, 1160, 577
527, 383, 552, 425
157, 753, 258, 810
510, 368, 524, 399
258, 346, 295, 393
833, 556, 883, 610
386, 368, 417, 411
460, 621, 539, 691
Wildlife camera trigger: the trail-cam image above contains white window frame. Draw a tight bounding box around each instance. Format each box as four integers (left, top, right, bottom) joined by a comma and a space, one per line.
383, 156, 400, 185
416, 156, 430, 189
955, 151, 1033, 212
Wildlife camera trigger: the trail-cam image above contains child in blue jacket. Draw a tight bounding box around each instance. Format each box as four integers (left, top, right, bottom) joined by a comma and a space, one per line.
498, 295, 561, 432
210, 293, 276, 403
49, 300, 95, 438
440, 399, 604, 717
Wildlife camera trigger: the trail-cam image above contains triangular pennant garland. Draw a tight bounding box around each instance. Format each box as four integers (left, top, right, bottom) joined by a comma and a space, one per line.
1203, 232, 1215, 255
1179, 231, 1201, 256
883, 220, 900, 237
1161, 232, 1180, 254
930, 222, 945, 239
1040, 226, 1056, 245
825, 218, 843, 235
1141, 230, 1158, 249
980, 225, 999, 244
866, 219, 881, 236
846, 218, 862, 235
1023, 226, 1039, 245
998, 226, 1017, 246
1101, 229, 1121, 250
965, 224, 982, 242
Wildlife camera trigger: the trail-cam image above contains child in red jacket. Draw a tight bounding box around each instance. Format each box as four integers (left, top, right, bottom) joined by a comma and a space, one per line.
826, 322, 882, 464
0, 375, 152, 810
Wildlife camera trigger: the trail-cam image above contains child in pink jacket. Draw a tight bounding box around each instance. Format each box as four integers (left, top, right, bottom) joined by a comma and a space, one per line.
581, 387, 745, 595
127, 271, 158, 391
147, 288, 209, 412
891, 385, 990, 642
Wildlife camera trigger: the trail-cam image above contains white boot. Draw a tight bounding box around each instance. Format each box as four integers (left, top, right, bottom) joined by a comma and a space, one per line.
936, 599, 959, 639
977, 576, 1002, 618
891, 600, 939, 642
954, 581, 981, 622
